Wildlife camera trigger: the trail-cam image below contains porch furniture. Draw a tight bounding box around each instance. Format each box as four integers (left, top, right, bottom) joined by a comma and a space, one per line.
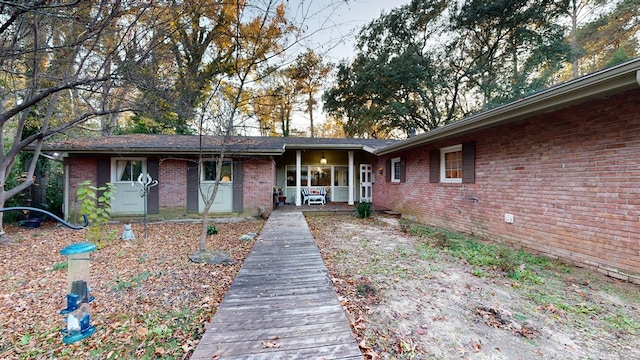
301, 187, 326, 205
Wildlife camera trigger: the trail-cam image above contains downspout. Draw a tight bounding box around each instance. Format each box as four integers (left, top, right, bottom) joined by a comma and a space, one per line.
295, 150, 302, 206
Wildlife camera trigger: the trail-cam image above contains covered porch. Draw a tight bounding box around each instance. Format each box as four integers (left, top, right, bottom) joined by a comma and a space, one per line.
273, 148, 375, 207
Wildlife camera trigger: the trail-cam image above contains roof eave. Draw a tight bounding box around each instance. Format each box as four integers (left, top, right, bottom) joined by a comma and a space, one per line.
283, 143, 367, 151
56, 148, 285, 156
376, 61, 640, 155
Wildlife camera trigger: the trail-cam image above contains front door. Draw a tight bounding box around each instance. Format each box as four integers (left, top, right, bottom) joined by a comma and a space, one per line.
360, 164, 372, 202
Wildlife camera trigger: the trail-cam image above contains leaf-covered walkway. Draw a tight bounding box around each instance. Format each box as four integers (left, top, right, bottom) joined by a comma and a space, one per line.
190, 211, 362, 359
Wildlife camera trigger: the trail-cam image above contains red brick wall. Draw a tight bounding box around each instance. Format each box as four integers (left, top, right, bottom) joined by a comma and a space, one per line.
242, 158, 276, 215
374, 89, 640, 281
158, 159, 186, 208
66, 157, 99, 209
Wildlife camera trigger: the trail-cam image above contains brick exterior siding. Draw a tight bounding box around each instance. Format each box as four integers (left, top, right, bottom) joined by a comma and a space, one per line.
158, 159, 187, 209
373, 89, 640, 282
66, 157, 99, 211
65, 157, 275, 219
242, 158, 276, 215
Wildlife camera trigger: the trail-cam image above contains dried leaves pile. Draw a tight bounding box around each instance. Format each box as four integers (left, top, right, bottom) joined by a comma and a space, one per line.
0, 220, 261, 359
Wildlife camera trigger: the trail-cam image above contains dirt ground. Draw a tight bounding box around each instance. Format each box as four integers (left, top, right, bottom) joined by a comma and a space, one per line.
307, 214, 640, 360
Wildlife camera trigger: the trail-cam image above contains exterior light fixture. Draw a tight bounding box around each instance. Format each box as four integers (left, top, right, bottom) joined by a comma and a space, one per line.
320, 152, 327, 165
378, 167, 384, 175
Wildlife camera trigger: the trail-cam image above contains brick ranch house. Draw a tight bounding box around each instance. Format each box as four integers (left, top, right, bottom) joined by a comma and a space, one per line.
40, 136, 396, 219
373, 59, 640, 283
39, 59, 640, 282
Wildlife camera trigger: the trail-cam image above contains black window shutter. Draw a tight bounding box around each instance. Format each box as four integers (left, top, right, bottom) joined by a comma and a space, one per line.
399, 156, 406, 183
232, 161, 243, 212
147, 159, 159, 214
385, 159, 391, 182
186, 161, 199, 213
97, 158, 110, 187
429, 150, 439, 183
462, 142, 475, 183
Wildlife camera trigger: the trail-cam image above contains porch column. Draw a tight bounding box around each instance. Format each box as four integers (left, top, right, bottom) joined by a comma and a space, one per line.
295, 150, 302, 206
348, 151, 354, 205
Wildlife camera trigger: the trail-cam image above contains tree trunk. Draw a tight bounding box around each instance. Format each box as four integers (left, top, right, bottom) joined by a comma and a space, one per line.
308, 92, 314, 137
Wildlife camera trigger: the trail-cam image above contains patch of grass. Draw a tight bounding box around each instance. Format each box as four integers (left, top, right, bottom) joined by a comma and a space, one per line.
471, 268, 489, 277
411, 224, 557, 285
113, 271, 152, 291
571, 303, 601, 315
514, 313, 528, 322
396, 245, 409, 258
605, 313, 640, 334
414, 242, 440, 261
507, 268, 544, 285
50, 261, 67, 271
525, 291, 570, 312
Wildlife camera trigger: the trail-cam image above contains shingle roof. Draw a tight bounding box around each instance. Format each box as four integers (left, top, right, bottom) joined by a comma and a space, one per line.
41, 134, 399, 155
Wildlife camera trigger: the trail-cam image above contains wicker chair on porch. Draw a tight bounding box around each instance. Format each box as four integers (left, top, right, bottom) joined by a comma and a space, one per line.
301, 187, 326, 205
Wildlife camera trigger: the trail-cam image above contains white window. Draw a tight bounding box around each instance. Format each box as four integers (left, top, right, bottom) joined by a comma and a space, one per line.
440, 145, 462, 183
391, 157, 401, 183
113, 158, 146, 183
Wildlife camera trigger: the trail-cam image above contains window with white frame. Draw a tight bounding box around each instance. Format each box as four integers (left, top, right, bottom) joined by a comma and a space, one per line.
203, 160, 232, 181
391, 157, 401, 182
113, 158, 146, 182
440, 145, 462, 183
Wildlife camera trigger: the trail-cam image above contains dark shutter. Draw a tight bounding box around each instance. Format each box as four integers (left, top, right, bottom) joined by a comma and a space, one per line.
399, 156, 406, 183
429, 150, 439, 183
97, 158, 110, 187
232, 161, 243, 212
462, 142, 475, 184
186, 161, 199, 213
385, 159, 391, 182
147, 159, 159, 214
97, 159, 110, 204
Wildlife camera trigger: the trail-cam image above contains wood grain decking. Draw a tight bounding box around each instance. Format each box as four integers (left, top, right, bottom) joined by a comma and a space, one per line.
190, 211, 362, 360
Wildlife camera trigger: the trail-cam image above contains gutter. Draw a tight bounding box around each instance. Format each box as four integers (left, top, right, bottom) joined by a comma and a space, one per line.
376, 59, 640, 155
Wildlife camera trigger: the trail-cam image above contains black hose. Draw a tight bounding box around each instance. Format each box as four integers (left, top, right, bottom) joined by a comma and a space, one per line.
0, 207, 89, 230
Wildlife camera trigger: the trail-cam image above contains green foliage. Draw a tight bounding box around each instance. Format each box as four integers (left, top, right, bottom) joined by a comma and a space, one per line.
50, 261, 68, 271
355, 201, 372, 218
113, 271, 152, 291
207, 225, 219, 235
77, 180, 116, 245
356, 282, 377, 297
412, 224, 554, 285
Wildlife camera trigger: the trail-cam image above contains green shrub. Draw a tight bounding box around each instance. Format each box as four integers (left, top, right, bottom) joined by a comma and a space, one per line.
207, 225, 218, 235
355, 201, 372, 218
77, 180, 116, 246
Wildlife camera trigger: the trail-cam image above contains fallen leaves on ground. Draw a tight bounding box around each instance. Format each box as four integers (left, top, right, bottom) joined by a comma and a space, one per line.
307, 214, 640, 360
0, 219, 261, 359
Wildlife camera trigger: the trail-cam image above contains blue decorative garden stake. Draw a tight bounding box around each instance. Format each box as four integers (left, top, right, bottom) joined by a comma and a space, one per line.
60, 242, 97, 344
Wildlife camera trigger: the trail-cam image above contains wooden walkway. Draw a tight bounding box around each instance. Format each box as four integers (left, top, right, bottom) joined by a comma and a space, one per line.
190, 211, 362, 360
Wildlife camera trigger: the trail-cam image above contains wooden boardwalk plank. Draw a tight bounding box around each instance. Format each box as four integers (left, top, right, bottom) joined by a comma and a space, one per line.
190, 211, 362, 360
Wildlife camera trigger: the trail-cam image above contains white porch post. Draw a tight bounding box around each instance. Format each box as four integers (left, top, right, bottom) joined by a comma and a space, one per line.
348, 151, 354, 205
295, 150, 302, 206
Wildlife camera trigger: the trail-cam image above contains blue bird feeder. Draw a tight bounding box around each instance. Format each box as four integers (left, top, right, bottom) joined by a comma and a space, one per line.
60, 242, 97, 344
